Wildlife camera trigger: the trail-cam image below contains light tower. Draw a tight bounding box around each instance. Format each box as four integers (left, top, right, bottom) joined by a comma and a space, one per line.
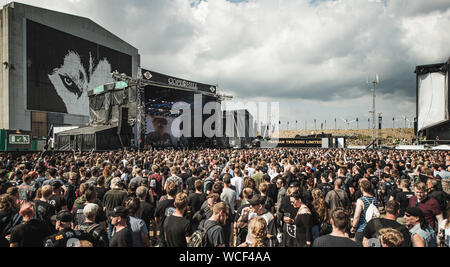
368, 74, 379, 148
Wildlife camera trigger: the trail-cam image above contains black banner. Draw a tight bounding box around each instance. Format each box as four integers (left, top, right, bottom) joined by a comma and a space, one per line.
141, 68, 217, 94
26, 19, 132, 116
264, 138, 323, 148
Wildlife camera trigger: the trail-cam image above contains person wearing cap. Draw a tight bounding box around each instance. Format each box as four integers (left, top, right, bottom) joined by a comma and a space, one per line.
109, 206, 132, 247
404, 207, 438, 247
44, 210, 92, 247
237, 194, 276, 246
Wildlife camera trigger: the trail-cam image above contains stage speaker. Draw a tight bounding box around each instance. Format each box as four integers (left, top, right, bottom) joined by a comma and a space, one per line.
118, 107, 131, 135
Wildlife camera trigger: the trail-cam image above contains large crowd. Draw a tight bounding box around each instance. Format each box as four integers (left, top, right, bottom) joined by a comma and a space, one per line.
0, 148, 449, 247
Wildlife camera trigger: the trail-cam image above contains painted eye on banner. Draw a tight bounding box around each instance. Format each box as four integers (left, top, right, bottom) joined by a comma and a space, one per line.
59, 74, 83, 98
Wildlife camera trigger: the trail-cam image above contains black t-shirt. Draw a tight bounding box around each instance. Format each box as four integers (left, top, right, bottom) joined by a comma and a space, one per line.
109, 227, 133, 247
267, 183, 278, 204
48, 195, 67, 213
186, 176, 200, 193
33, 200, 56, 234
154, 199, 176, 243
103, 189, 127, 217
318, 182, 333, 197
188, 192, 207, 215
313, 234, 360, 247
10, 219, 51, 247
394, 191, 414, 216
136, 201, 155, 230
163, 215, 192, 247
95, 187, 107, 204
362, 218, 411, 247
180, 173, 190, 185
0, 210, 21, 247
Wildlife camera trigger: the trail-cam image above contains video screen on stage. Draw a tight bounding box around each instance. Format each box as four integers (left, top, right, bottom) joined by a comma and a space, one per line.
417, 71, 449, 131
26, 19, 132, 116
144, 86, 218, 147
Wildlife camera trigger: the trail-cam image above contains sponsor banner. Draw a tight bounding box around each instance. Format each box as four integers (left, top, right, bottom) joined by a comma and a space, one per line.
141, 68, 217, 94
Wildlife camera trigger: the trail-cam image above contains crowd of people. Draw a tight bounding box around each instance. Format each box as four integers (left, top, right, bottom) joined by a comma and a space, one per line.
0, 148, 449, 247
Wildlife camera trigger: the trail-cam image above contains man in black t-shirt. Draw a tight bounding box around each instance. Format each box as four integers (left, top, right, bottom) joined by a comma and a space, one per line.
34, 185, 57, 235
10, 202, 51, 247
154, 181, 177, 247
135, 186, 156, 238
313, 208, 360, 247
163, 193, 192, 247
186, 168, 201, 193
188, 180, 207, 216
48, 180, 68, 213
109, 206, 132, 247
203, 202, 229, 247
393, 179, 414, 220
362, 200, 411, 247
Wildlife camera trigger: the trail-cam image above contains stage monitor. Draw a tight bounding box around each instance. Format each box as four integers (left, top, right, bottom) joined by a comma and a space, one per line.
416, 62, 449, 132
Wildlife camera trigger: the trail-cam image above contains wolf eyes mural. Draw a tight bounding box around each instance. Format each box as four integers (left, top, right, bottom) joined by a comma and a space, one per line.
26, 20, 132, 116
47, 51, 114, 116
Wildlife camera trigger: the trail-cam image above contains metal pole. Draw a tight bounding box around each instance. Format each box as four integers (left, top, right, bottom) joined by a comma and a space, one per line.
372, 81, 376, 147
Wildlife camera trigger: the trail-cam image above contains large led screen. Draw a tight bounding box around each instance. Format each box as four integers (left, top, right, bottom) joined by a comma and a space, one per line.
26, 19, 132, 116
417, 72, 449, 131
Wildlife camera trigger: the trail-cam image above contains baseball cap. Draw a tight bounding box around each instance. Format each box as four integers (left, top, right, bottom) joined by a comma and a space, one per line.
110, 206, 128, 217
289, 181, 300, 188
248, 194, 265, 206
56, 211, 73, 223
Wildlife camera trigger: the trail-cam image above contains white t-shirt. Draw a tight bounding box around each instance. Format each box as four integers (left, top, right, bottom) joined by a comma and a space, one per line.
231, 176, 244, 199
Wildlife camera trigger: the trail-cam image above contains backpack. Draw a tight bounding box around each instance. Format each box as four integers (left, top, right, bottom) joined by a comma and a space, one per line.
365, 198, 380, 223
188, 221, 217, 247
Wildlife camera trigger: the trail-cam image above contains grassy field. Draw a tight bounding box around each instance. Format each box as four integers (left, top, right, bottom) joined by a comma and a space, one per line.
267, 128, 416, 146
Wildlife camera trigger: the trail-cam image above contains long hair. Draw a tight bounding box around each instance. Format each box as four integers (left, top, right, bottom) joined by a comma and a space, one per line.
312, 189, 327, 221
249, 217, 267, 247
0, 194, 18, 213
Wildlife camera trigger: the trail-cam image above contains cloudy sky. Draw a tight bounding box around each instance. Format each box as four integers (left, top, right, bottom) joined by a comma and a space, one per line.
15, 0, 450, 130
